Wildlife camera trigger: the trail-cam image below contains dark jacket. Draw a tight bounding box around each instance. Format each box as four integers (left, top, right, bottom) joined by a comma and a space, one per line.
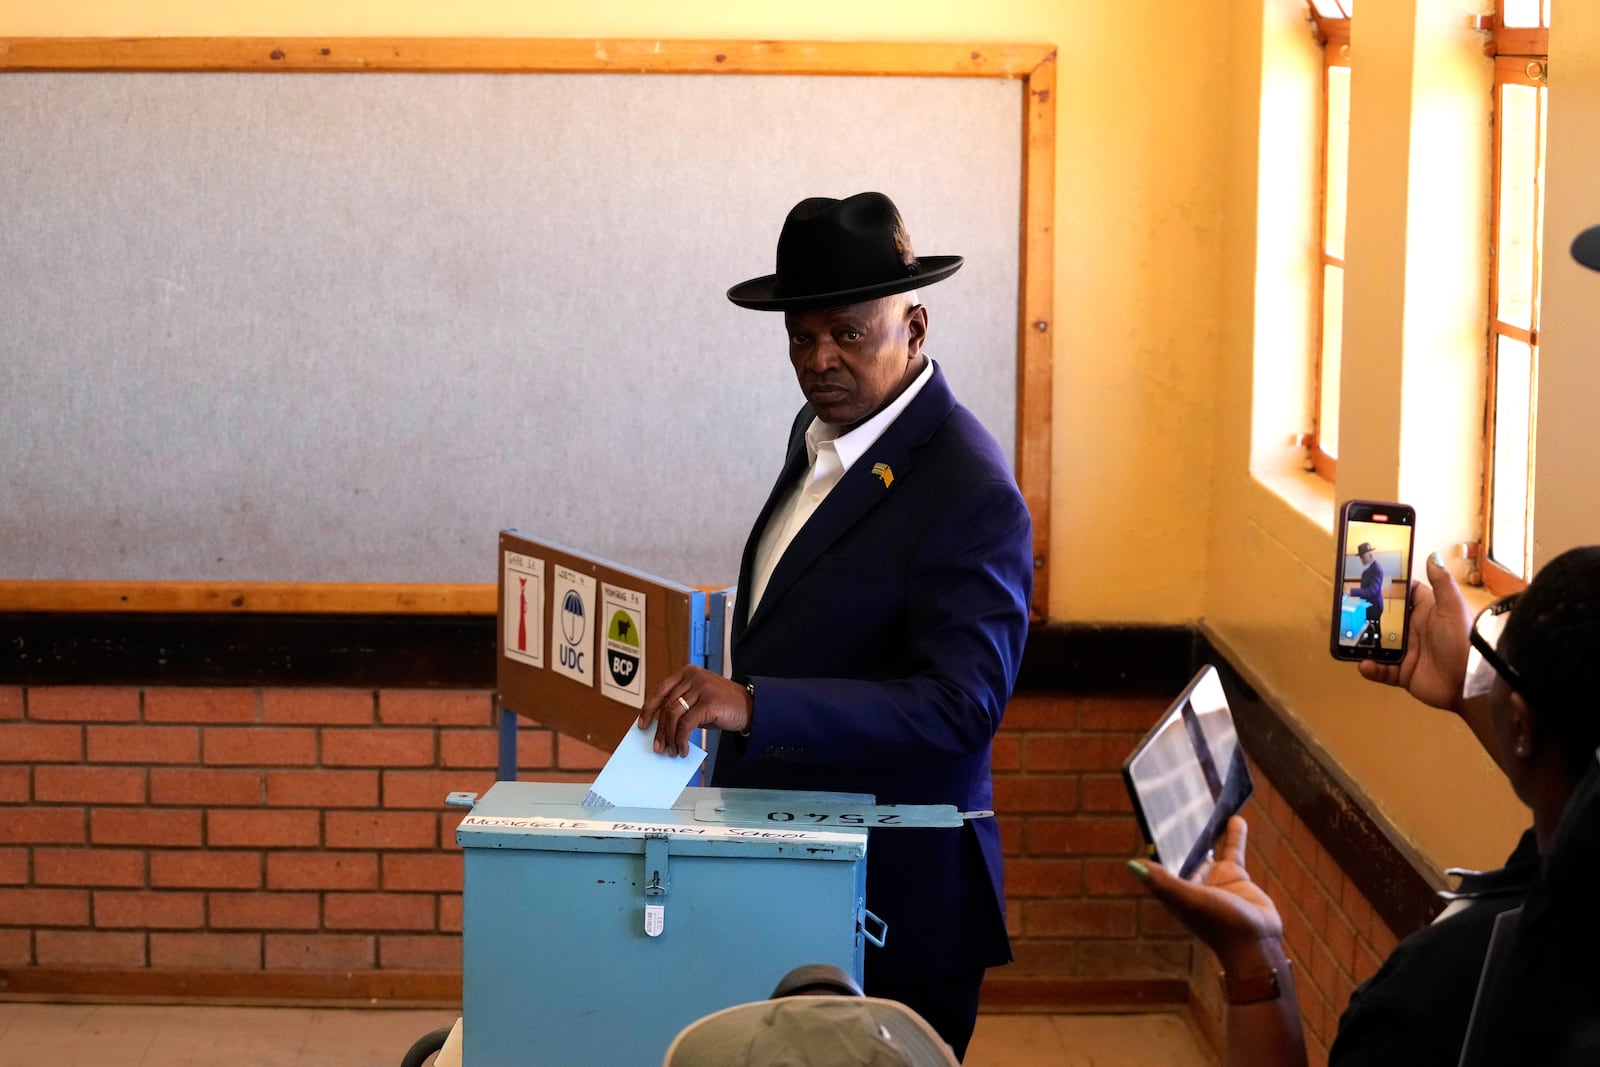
1461, 752, 1600, 1067
710, 362, 1033, 981
1329, 830, 1539, 1067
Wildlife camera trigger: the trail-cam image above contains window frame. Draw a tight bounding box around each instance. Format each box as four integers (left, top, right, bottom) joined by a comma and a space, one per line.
1479, 18, 1549, 596
1307, 12, 1350, 482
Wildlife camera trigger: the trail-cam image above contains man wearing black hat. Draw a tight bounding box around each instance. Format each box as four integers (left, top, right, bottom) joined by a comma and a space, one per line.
639, 192, 1033, 1058
1355, 542, 1385, 644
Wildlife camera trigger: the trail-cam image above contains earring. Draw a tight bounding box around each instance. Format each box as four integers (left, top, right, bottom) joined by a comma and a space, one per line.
1514, 742, 1531, 759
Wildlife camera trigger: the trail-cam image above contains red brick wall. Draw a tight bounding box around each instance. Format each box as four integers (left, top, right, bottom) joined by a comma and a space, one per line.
992, 693, 1196, 987
0, 685, 605, 982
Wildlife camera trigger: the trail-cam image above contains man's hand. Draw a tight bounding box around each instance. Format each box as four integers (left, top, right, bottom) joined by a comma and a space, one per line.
1130, 817, 1284, 973
1356, 552, 1473, 714
638, 666, 753, 757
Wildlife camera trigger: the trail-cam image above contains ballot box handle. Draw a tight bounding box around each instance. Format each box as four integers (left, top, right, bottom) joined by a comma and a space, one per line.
860, 908, 888, 948
644, 835, 671, 897
642, 835, 671, 939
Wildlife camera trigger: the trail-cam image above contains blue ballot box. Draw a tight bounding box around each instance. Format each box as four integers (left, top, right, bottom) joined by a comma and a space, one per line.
1339, 594, 1368, 644
454, 781, 874, 1066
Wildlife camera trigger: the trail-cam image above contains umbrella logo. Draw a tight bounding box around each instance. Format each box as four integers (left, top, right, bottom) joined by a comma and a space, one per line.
561, 589, 586, 645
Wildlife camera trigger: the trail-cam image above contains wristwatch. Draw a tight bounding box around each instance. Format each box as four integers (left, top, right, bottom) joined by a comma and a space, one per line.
738, 678, 755, 737
1219, 960, 1288, 1005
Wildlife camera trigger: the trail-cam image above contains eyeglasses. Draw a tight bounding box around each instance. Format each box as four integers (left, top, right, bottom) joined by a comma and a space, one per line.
1462, 593, 1528, 702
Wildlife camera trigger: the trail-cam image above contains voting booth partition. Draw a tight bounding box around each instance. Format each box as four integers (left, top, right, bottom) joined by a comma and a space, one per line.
491, 529, 720, 777
448, 532, 872, 1064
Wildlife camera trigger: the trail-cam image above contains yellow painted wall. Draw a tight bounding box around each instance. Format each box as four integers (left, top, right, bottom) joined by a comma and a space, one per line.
0, 0, 1227, 626
1538, 1, 1600, 561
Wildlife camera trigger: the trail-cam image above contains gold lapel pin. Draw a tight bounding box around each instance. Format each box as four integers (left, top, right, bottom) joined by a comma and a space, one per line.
871, 462, 893, 488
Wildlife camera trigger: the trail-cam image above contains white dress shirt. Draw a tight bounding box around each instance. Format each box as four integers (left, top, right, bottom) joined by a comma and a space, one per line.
746, 358, 935, 623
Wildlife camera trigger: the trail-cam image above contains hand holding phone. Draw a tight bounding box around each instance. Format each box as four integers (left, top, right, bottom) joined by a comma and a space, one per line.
1331, 499, 1416, 663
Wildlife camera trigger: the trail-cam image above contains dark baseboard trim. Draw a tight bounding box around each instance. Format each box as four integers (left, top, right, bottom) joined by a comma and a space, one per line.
0, 966, 461, 1005
1016, 623, 1200, 696
0, 966, 1181, 1016
0, 615, 1199, 692
0, 612, 496, 688
980, 975, 1189, 1012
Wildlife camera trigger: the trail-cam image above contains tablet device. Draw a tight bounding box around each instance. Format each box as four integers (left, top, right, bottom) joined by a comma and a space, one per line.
1121, 665, 1254, 879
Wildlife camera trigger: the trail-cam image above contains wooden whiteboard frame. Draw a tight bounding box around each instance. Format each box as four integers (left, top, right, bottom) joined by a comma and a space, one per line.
0, 37, 1056, 617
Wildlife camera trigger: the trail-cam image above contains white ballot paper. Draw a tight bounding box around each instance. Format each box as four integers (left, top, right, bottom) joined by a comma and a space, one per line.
581, 721, 707, 810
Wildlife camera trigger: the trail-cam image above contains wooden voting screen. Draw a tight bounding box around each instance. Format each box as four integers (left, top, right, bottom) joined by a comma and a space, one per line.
496, 531, 702, 751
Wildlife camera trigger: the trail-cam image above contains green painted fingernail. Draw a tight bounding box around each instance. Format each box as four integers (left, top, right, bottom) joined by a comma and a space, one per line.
1126, 859, 1150, 882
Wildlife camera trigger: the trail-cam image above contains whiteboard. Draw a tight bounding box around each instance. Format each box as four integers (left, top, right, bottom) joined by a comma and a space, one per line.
0, 71, 1022, 587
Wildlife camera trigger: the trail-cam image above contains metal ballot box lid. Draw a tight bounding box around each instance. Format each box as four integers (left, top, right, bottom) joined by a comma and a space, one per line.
454, 781, 872, 859
454, 781, 877, 1067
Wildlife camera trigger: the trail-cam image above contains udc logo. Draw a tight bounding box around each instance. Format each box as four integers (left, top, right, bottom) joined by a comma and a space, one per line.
552, 577, 596, 680
561, 590, 586, 645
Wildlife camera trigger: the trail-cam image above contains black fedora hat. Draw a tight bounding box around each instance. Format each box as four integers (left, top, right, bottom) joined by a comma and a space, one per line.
1573, 225, 1600, 272
727, 192, 963, 311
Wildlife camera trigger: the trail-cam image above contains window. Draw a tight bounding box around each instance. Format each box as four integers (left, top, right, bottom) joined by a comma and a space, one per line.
1481, 3, 1549, 592
1307, 1, 1351, 481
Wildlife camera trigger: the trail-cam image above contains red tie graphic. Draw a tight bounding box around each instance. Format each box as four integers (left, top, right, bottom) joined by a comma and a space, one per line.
517, 577, 528, 651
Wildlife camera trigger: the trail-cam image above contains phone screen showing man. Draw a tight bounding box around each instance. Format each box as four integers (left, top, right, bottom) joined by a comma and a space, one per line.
1332, 501, 1415, 662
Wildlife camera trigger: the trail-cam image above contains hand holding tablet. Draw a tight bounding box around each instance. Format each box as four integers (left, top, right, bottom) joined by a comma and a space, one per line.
1121, 665, 1254, 879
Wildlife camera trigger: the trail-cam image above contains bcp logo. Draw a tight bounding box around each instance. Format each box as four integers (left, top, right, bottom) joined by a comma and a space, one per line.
606, 609, 640, 687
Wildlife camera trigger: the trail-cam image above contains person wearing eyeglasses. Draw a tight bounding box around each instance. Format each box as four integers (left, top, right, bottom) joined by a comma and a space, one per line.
1441, 548, 1600, 1067
1126, 545, 1600, 1067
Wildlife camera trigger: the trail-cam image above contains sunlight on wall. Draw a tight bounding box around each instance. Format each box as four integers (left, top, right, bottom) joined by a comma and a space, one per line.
1249, 4, 1322, 480
1393, 1, 1492, 560
1533, 0, 1600, 564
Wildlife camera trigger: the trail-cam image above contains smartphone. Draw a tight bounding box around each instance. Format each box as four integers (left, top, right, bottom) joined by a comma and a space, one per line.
1330, 499, 1416, 663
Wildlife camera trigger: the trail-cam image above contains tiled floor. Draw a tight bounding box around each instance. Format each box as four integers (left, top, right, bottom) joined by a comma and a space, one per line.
970, 1012, 1216, 1066
0, 1001, 1217, 1066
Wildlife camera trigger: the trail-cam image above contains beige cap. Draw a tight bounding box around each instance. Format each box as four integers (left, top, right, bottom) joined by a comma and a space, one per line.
662, 995, 960, 1066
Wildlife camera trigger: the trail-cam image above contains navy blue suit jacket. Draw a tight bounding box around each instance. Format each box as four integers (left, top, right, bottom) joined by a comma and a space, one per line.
711, 362, 1033, 981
